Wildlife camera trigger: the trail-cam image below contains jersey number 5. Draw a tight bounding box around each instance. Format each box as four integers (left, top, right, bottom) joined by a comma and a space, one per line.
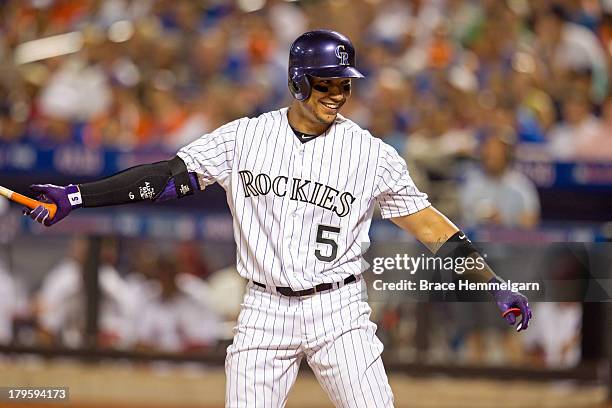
315, 224, 340, 262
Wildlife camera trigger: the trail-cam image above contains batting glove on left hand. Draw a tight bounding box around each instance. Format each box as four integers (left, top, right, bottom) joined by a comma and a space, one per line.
23, 184, 81, 226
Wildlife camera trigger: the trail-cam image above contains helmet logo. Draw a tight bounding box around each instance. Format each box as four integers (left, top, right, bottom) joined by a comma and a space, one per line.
335, 45, 349, 65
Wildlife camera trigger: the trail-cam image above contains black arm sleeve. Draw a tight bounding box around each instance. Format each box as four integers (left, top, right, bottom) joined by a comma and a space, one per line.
78, 156, 193, 207
436, 230, 497, 283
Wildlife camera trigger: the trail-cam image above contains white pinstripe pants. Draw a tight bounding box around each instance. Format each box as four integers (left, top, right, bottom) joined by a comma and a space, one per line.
225, 278, 394, 407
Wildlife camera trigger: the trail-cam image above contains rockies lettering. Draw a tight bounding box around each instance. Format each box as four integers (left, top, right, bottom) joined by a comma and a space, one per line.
238, 170, 355, 217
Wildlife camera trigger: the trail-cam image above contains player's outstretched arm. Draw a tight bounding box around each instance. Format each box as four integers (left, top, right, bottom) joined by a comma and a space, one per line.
390, 206, 532, 331
24, 156, 198, 227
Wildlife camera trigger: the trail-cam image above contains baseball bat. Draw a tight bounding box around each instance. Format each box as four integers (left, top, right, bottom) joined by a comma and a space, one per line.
0, 185, 57, 219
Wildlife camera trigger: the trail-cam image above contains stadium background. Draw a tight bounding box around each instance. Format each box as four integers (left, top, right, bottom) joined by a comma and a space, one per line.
0, 0, 611, 406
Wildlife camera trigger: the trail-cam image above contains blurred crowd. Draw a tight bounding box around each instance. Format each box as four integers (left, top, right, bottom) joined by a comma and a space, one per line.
3, 0, 612, 227
0, 0, 611, 160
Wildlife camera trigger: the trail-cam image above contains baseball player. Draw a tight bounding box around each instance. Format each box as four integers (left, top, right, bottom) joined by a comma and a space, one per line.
25, 30, 531, 407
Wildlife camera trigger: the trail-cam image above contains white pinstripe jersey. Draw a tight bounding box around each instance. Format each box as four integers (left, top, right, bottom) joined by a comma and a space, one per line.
177, 107, 430, 290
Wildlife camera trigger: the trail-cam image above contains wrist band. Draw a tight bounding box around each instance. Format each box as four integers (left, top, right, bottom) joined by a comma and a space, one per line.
436, 230, 478, 259
437, 230, 497, 283
66, 184, 83, 208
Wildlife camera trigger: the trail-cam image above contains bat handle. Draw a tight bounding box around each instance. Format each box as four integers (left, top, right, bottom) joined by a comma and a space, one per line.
8, 190, 58, 220
45, 203, 57, 220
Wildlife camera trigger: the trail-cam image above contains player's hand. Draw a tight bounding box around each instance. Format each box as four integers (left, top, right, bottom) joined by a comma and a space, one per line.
489, 277, 532, 332
23, 184, 79, 226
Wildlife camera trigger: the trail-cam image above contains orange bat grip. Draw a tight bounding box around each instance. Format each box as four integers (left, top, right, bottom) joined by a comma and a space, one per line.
11, 191, 57, 220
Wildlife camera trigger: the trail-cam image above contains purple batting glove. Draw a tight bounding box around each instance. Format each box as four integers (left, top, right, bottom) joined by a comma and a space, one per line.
23, 184, 82, 226
489, 277, 532, 332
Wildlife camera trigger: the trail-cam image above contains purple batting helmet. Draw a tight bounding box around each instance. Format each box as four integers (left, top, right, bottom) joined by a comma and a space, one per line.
288, 29, 365, 101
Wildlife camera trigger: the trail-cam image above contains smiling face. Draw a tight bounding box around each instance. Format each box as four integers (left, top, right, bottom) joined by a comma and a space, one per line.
288, 76, 352, 135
